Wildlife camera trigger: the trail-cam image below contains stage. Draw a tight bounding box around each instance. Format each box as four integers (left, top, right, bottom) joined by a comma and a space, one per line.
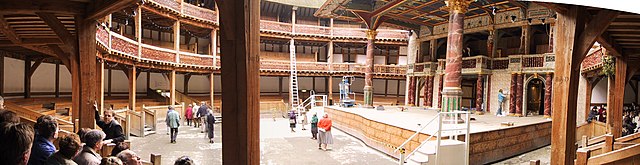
320, 106, 552, 165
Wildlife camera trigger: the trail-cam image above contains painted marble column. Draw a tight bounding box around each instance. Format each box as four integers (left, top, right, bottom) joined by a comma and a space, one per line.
476, 75, 483, 112
515, 73, 524, 117
509, 73, 517, 115
363, 29, 377, 107
408, 77, 416, 106
425, 76, 433, 107
486, 74, 491, 112
544, 73, 553, 117
441, 0, 471, 112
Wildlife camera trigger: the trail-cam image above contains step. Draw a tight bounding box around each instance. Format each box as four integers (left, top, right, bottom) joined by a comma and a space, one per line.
408, 152, 430, 164
144, 130, 156, 136
144, 127, 153, 131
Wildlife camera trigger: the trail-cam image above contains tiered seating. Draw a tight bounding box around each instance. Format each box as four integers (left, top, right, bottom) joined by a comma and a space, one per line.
576, 132, 640, 164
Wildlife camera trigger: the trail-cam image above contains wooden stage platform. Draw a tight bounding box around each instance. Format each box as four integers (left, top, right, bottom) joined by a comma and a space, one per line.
320, 106, 552, 165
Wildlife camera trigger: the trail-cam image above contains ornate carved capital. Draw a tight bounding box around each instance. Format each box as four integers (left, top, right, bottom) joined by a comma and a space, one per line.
366, 30, 378, 40
444, 0, 475, 14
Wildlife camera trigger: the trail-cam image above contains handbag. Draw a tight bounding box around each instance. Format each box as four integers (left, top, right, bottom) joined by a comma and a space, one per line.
289, 119, 296, 124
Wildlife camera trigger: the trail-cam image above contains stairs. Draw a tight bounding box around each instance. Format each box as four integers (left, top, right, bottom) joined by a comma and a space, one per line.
144, 125, 156, 136
289, 38, 300, 111
406, 140, 466, 165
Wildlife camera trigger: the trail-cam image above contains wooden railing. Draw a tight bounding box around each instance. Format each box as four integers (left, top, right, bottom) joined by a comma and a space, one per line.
141, 44, 176, 63
260, 20, 292, 33
377, 29, 409, 39
110, 32, 138, 57
182, 3, 216, 23
295, 24, 331, 36
4, 102, 74, 132
179, 52, 215, 66
332, 27, 366, 38
576, 121, 607, 147
113, 109, 131, 140
576, 132, 640, 164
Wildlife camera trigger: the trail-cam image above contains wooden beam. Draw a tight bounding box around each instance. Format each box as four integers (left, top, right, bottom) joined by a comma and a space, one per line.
607, 57, 626, 138
85, 0, 137, 21
0, 39, 63, 46
169, 70, 176, 105
535, 2, 567, 14
27, 58, 44, 77
0, 15, 22, 44
0, 54, 4, 96
184, 74, 191, 95
597, 32, 623, 57
216, 0, 261, 163
0, 0, 86, 15
576, 11, 620, 58
129, 65, 136, 111
24, 57, 31, 98
508, 0, 528, 10
370, 0, 410, 18
47, 44, 71, 72
77, 18, 98, 129
55, 61, 59, 97
37, 12, 77, 53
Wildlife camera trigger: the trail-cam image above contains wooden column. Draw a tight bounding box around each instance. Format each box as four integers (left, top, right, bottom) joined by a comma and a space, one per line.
169, 71, 176, 105
24, 57, 31, 98
146, 71, 150, 95
607, 57, 626, 138
217, 0, 261, 163
184, 74, 191, 95
129, 66, 136, 111
278, 77, 283, 98
78, 19, 98, 129
0, 54, 3, 96
328, 76, 333, 102
550, 6, 619, 164
96, 59, 104, 113
55, 61, 60, 98
211, 29, 218, 67
520, 25, 532, 55
108, 68, 112, 96
174, 21, 181, 63
135, 6, 142, 58
209, 73, 214, 109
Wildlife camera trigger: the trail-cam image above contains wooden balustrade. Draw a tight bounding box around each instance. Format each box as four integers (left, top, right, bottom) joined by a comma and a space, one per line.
522, 56, 545, 68
111, 33, 138, 57
295, 24, 331, 36
260, 21, 292, 33
141, 45, 176, 63
182, 3, 217, 23
492, 59, 509, 69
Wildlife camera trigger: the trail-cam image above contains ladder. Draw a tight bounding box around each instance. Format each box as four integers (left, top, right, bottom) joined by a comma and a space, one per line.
289, 38, 300, 110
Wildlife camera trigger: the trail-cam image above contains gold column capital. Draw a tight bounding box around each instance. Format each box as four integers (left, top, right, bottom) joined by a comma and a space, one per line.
444, 0, 475, 14
366, 29, 378, 40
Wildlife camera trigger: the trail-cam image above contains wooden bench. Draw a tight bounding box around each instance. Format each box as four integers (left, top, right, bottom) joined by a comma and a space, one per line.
576, 132, 640, 165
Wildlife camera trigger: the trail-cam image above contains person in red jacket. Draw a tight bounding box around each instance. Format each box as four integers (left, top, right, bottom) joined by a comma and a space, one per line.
317, 114, 333, 151
185, 104, 194, 126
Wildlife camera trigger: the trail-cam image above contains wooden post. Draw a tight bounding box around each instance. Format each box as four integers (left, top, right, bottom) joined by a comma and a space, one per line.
0, 54, 3, 96
604, 134, 614, 152
576, 149, 591, 165
174, 21, 180, 63
218, 0, 261, 163
97, 59, 104, 113
135, 6, 142, 58
606, 57, 626, 138
585, 78, 593, 121
129, 66, 136, 111
169, 71, 176, 105
24, 57, 31, 98
529, 160, 540, 165
520, 25, 531, 55
328, 76, 333, 103
108, 68, 112, 97
146, 71, 150, 95
150, 154, 161, 165
184, 74, 191, 95
209, 73, 214, 109
551, 6, 584, 164
211, 29, 217, 67
55, 61, 60, 97
78, 19, 98, 129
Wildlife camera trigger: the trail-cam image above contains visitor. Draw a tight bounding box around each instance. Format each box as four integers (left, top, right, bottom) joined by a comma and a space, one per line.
116, 150, 141, 165
196, 102, 209, 133
76, 128, 92, 143
45, 133, 82, 165
74, 130, 105, 165
587, 106, 599, 122
111, 142, 130, 156
206, 109, 216, 143
29, 115, 59, 165
100, 156, 123, 165
497, 89, 506, 116
598, 106, 607, 123
310, 113, 318, 140
288, 110, 297, 132
300, 110, 308, 131
185, 104, 193, 126
317, 114, 333, 151
166, 106, 180, 143
174, 156, 194, 165
192, 103, 200, 128
0, 122, 35, 165
0, 109, 20, 123
94, 103, 125, 143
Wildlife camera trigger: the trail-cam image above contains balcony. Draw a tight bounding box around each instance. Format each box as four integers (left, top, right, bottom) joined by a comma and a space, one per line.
409, 54, 556, 75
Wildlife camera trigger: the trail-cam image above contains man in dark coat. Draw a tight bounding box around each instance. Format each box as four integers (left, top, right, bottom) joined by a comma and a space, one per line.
94, 103, 125, 143
196, 102, 210, 133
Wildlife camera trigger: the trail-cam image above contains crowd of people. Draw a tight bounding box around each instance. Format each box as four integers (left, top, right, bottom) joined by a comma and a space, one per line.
0, 96, 204, 165
288, 110, 333, 151
588, 104, 640, 136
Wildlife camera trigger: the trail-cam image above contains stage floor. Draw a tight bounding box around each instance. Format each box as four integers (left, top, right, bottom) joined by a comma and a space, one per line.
321, 106, 550, 136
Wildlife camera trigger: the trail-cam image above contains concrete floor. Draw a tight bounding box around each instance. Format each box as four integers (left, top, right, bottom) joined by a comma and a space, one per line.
129, 118, 396, 165
492, 145, 551, 165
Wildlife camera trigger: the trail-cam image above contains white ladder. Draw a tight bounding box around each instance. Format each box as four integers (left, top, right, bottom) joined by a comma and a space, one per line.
289, 38, 300, 110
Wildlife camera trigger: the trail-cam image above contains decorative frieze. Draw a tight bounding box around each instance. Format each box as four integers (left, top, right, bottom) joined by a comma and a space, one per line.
495, 10, 524, 25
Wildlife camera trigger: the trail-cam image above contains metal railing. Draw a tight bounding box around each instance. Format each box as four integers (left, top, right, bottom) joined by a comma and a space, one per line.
297, 94, 327, 114
394, 110, 471, 165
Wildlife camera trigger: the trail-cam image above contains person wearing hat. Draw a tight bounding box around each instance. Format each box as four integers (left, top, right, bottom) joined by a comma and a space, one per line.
166, 106, 181, 143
